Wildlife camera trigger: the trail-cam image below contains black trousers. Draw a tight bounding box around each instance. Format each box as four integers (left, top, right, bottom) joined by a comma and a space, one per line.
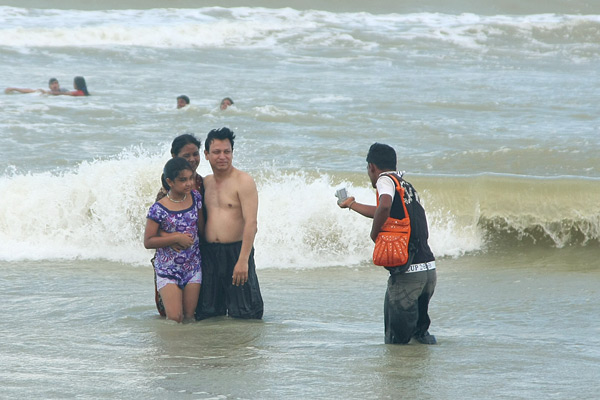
384, 268, 437, 344
195, 242, 263, 320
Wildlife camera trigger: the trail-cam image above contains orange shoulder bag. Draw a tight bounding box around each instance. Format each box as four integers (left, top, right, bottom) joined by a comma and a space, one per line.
372, 175, 411, 267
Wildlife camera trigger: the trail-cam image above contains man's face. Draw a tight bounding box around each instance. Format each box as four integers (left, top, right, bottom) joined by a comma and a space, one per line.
204, 139, 233, 172
220, 99, 232, 110
177, 98, 188, 109
49, 81, 60, 92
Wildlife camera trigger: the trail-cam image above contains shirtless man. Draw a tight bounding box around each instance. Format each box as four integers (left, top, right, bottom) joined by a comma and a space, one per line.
5, 77, 68, 94
195, 127, 263, 320
42, 78, 69, 94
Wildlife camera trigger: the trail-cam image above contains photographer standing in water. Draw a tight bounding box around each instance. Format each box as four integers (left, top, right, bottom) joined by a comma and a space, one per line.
338, 143, 437, 344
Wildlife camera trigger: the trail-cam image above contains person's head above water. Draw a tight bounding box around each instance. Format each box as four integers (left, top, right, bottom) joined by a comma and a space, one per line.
48, 78, 61, 92
177, 95, 190, 109
220, 97, 234, 110
73, 76, 89, 95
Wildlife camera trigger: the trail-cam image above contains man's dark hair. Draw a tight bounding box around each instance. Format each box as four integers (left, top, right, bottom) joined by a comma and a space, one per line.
48, 78, 58, 85
205, 127, 235, 152
366, 142, 397, 171
177, 95, 190, 104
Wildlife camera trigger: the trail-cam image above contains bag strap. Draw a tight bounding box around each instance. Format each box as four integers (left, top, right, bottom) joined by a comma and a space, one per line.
382, 173, 409, 222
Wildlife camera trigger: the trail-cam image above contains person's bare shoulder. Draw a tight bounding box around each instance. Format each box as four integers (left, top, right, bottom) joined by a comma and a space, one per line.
233, 168, 256, 189
203, 174, 215, 185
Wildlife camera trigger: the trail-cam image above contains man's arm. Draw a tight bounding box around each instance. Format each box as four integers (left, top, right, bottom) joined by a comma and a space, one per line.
370, 194, 392, 242
232, 173, 258, 286
197, 203, 206, 240
338, 196, 376, 218
5, 88, 37, 94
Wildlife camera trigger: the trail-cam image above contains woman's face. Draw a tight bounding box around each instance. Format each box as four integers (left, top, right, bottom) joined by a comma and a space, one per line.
176, 143, 200, 172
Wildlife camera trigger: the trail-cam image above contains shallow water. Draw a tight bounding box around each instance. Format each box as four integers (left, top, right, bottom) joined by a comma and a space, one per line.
2, 249, 599, 399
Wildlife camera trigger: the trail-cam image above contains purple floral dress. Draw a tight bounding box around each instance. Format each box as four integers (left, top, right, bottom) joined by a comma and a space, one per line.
147, 190, 202, 288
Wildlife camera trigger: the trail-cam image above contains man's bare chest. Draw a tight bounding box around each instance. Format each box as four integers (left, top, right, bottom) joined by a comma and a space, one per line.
204, 182, 240, 211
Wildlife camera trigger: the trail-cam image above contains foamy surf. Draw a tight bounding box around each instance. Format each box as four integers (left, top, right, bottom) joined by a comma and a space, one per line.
0, 7, 599, 61
1, 151, 597, 266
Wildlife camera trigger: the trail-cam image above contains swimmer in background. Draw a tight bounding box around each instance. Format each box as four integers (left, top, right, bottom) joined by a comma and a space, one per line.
177, 95, 190, 109
5, 77, 68, 94
55, 76, 89, 96
220, 97, 234, 110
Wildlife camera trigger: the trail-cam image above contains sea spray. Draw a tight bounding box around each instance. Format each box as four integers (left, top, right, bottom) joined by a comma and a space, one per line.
0, 152, 487, 266
3, 149, 597, 266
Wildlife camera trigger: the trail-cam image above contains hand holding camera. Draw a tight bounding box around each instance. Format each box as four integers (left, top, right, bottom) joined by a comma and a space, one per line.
335, 188, 348, 205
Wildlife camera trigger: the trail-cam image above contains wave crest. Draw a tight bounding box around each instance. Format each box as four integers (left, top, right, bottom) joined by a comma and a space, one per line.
0, 153, 598, 267
0, 7, 598, 61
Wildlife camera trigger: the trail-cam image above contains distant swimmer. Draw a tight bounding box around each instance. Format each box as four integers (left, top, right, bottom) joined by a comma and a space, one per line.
220, 97, 234, 110
41, 78, 70, 94
55, 76, 89, 96
177, 95, 190, 109
5, 77, 68, 95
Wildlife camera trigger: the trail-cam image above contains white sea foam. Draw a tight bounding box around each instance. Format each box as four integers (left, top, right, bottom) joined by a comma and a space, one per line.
1, 150, 599, 266
252, 105, 305, 118
0, 151, 486, 267
0, 6, 598, 266
309, 95, 353, 104
0, 7, 598, 60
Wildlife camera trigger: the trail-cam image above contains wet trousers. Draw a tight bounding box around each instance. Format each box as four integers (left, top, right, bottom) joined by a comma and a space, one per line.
384, 268, 437, 344
195, 242, 263, 320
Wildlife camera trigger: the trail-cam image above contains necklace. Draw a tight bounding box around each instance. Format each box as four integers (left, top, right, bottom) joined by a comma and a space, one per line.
167, 191, 187, 203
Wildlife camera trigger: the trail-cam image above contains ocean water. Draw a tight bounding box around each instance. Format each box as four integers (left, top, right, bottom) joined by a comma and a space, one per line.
0, 1, 599, 399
